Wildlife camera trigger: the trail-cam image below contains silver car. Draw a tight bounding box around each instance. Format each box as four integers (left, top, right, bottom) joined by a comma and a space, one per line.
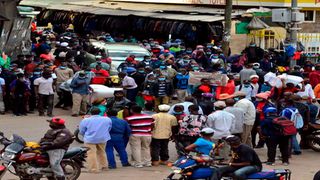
91, 40, 151, 75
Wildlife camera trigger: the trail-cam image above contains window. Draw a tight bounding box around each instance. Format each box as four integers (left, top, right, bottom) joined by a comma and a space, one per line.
264, 30, 275, 49
301, 10, 316, 22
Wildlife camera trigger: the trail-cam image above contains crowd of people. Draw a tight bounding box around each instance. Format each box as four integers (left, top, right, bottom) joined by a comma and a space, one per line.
1, 23, 320, 179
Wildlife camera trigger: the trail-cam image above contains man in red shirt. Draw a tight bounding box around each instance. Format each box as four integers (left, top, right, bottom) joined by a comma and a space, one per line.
91, 64, 110, 85
309, 64, 320, 88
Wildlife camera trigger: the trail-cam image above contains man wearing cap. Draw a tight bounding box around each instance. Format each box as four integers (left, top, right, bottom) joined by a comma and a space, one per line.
206, 101, 235, 160
117, 57, 137, 72
159, 49, 174, 61
90, 56, 110, 71
70, 71, 91, 117
80, 107, 112, 173
151, 104, 178, 166
40, 117, 73, 180
185, 127, 215, 155
250, 75, 259, 97
234, 91, 256, 147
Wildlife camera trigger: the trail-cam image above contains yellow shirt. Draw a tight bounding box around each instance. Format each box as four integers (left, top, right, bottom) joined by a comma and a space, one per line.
152, 113, 178, 139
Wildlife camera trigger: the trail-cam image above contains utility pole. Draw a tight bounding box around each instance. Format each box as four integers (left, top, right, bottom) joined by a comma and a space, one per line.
222, 0, 232, 61
289, 0, 299, 67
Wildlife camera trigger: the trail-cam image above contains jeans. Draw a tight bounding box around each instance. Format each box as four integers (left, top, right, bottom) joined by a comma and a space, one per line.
47, 149, 66, 177
212, 165, 260, 180
151, 138, 169, 162
38, 94, 54, 115
106, 138, 129, 168
291, 134, 301, 153
266, 136, 290, 163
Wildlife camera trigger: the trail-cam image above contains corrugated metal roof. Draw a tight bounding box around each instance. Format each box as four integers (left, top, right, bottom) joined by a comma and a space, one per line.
20, 0, 242, 22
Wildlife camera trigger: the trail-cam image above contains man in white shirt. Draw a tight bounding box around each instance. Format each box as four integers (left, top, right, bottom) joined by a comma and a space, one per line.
118, 72, 137, 102
234, 91, 256, 147
224, 98, 245, 137
34, 69, 55, 117
206, 101, 235, 160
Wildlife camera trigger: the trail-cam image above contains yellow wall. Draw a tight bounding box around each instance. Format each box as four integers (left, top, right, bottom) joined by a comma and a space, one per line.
235, 0, 320, 9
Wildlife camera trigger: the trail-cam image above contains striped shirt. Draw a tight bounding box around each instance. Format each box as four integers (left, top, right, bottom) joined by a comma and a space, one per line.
126, 114, 154, 136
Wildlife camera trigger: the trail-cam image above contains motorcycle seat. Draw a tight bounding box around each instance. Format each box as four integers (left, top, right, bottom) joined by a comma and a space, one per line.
309, 123, 320, 130
63, 147, 82, 159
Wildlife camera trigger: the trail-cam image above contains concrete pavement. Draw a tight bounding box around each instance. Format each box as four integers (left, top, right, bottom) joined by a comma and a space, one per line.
0, 109, 319, 180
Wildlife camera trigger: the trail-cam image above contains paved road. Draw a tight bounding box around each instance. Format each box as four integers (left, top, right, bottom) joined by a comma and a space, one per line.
0, 109, 319, 180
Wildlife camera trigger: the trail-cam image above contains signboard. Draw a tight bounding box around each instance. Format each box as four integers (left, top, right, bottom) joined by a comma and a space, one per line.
188, 71, 228, 86
115, 0, 225, 5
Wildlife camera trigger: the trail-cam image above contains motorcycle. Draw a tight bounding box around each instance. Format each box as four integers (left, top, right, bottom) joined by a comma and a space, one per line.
0, 131, 89, 180
166, 145, 291, 180
307, 123, 320, 152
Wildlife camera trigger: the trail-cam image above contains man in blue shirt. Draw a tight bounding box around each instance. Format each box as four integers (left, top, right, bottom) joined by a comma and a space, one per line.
185, 128, 215, 155
79, 107, 112, 173
70, 71, 91, 117
105, 109, 131, 169
174, 68, 189, 102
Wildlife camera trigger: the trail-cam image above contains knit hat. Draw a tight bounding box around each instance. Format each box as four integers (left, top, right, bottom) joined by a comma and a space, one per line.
158, 104, 171, 112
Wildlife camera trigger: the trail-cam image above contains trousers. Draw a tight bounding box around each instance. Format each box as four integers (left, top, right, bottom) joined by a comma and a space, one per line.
84, 143, 108, 172
72, 93, 87, 115
106, 138, 129, 168
129, 136, 152, 166
241, 124, 253, 147
38, 94, 54, 115
151, 138, 169, 162
176, 89, 187, 102
0, 93, 4, 112
126, 88, 138, 102
47, 149, 66, 177
266, 136, 290, 163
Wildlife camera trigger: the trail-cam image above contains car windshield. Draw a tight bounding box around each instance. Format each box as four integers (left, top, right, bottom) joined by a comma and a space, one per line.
108, 51, 149, 60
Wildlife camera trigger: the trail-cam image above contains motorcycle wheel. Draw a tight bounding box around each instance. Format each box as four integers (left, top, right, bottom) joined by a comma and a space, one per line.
74, 129, 84, 144
61, 160, 81, 180
309, 137, 320, 152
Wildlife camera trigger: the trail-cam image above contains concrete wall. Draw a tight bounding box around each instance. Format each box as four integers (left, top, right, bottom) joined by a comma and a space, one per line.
300, 11, 320, 33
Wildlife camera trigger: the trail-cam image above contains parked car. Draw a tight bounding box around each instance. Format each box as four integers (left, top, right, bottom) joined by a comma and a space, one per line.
91, 40, 151, 75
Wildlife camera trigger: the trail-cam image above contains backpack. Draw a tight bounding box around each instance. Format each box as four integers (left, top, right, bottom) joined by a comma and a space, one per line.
280, 108, 304, 129
272, 117, 297, 136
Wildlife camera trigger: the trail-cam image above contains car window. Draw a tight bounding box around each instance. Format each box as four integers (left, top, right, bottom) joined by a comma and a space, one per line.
107, 51, 149, 58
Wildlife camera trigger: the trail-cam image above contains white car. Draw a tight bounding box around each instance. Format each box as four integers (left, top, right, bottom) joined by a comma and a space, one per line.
89, 84, 123, 102
90, 40, 151, 75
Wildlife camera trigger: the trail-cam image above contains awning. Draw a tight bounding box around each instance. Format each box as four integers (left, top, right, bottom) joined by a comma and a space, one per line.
20, 0, 243, 22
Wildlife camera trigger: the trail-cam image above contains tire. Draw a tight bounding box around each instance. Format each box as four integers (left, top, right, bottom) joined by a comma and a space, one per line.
314, 170, 320, 180
308, 136, 320, 152
74, 129, 84, 144
61, 160, 81, 180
